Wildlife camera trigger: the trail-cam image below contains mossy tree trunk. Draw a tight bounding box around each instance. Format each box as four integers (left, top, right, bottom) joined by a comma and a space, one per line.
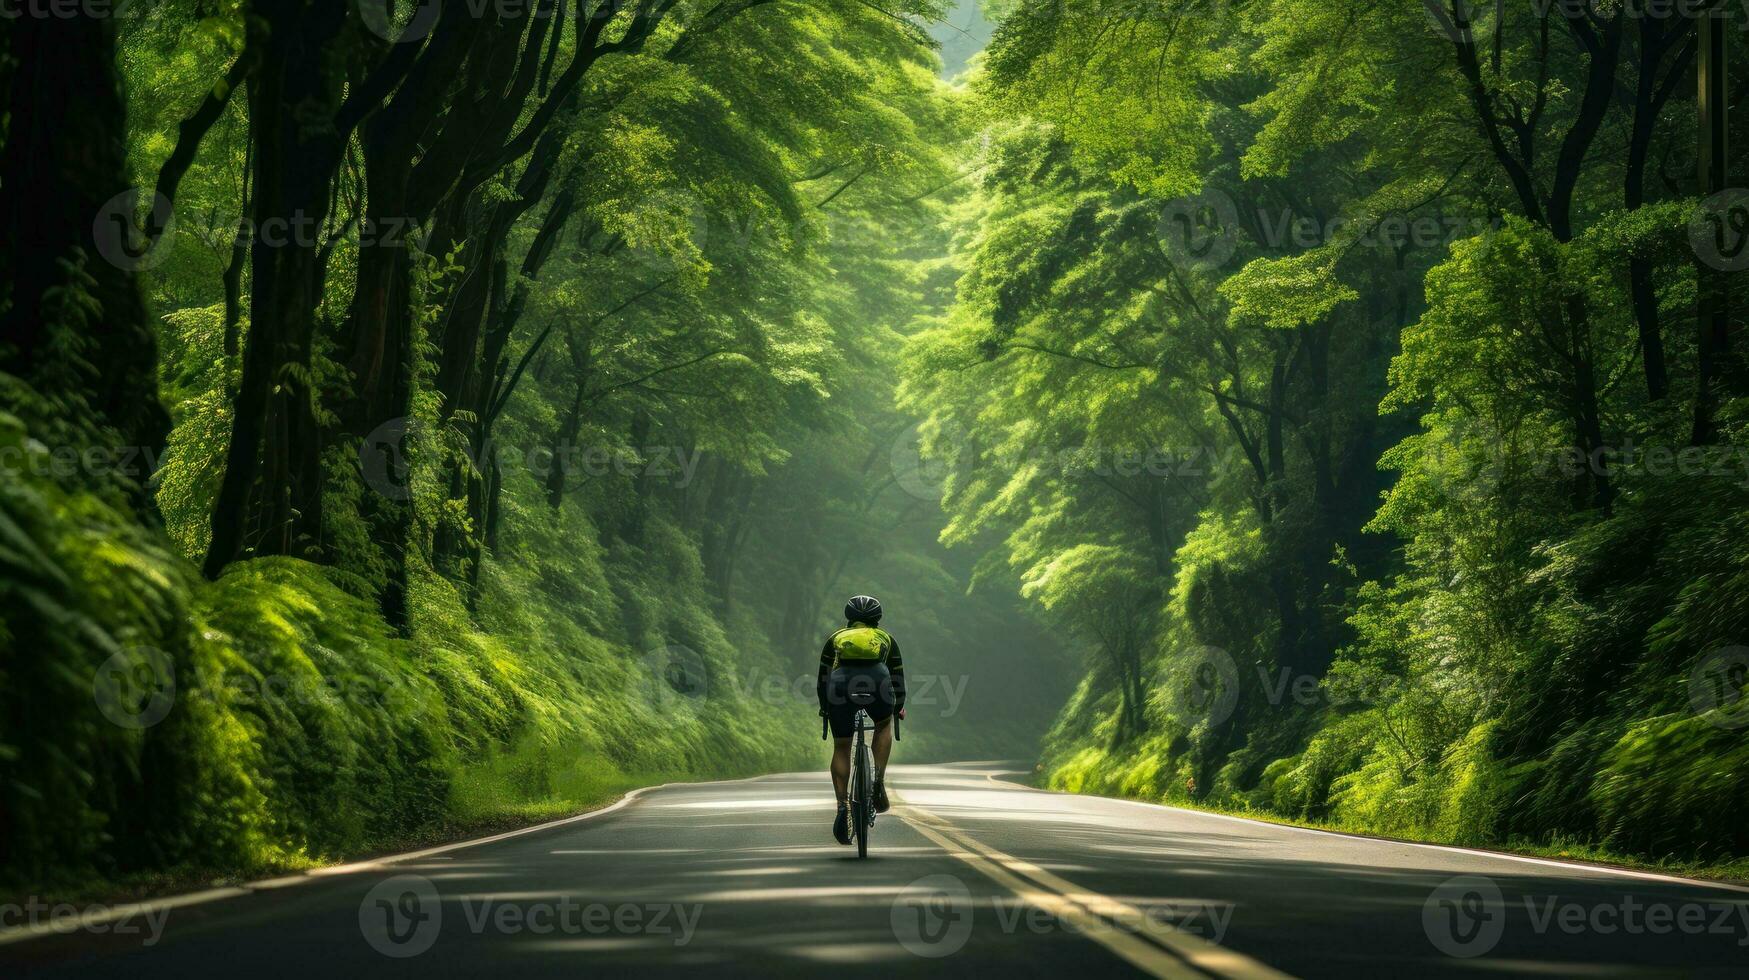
0, 13, 168, 511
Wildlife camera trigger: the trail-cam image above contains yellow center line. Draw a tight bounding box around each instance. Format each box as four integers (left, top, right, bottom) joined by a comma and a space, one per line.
894, 798, 1297, 980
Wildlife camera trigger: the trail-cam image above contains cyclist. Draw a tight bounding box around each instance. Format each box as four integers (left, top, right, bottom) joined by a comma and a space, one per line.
818, 595, 905, 845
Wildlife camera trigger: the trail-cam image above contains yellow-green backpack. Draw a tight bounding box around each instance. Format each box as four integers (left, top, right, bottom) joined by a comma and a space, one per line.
833, 626, 890, 663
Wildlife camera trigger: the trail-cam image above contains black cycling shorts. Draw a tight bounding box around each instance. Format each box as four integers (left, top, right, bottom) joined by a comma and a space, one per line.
824, 663, 895, 738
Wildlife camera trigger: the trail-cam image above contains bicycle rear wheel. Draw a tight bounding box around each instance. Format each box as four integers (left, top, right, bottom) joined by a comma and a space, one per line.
852, 724, 871, 859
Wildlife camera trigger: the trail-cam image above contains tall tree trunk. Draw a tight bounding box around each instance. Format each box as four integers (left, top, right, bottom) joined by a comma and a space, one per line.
205, 0, 348, 577
700, 460, 753, 608
339, 130, 421, 626
223, 133, 253, 366
1622, 17, 1691, 402
0, 14, 168, 510
0, 7, 181, 878
326, 16, 502, 620
467, 258, 514, 583
1547, 17, 1623, 243
1691, 10, 1739, 444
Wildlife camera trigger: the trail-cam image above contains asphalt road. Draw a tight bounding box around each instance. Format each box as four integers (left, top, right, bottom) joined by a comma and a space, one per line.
5, 763, 1747, 978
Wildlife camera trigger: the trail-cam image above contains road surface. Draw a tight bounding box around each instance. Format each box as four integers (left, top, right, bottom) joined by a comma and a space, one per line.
4, 763, 1746, 977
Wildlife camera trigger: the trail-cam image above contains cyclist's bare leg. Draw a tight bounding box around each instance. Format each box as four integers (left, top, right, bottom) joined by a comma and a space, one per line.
872, 717, 894, 779
830, 737, 852, 803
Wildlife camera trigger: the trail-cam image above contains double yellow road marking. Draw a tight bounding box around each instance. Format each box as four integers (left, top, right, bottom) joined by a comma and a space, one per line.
895, 801, 1296, 980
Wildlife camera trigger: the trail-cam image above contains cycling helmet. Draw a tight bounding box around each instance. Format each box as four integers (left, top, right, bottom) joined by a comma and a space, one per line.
844, 595, 882, 624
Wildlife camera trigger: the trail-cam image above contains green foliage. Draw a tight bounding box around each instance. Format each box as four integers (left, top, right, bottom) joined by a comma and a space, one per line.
2, 0, 1081, 897
1594, 713, 1749, 860
0, 401, 816, 892
925, 0, 1749, 871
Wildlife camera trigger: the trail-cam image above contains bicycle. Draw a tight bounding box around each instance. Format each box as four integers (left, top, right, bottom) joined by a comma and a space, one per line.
822, 692, 899, 859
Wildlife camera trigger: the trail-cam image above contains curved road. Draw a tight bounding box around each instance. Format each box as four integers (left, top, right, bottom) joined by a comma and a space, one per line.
5, 763, 1746, 977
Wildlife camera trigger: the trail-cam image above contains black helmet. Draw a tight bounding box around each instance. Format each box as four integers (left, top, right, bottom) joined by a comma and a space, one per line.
844, 595, 882, 624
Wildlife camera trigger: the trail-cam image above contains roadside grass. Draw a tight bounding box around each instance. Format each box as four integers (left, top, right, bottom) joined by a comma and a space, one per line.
1021, 767, 1749, 886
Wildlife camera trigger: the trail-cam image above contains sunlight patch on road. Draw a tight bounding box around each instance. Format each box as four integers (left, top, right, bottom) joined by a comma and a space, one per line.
518, 936, 672, 952
550, 848, 708, 855
668, 845, 941, 864
643, 821, 827, 829
648, 797, 823, 810
683, 885, 917, 902
784, 942, 920, 963
442, 890, 591, 903
678, 866, 811, 877
897, 787, 1093, 811
423, 871, 522, 882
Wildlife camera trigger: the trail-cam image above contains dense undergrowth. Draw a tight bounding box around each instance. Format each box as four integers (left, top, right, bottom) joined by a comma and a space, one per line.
1039, 462, 1749, 873
0, 408, 814, 896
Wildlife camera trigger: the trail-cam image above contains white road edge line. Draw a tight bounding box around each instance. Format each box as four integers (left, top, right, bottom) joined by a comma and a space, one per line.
896, 796, 1298, 980
0, 776, 701, 948
972, 772, 1749, 897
